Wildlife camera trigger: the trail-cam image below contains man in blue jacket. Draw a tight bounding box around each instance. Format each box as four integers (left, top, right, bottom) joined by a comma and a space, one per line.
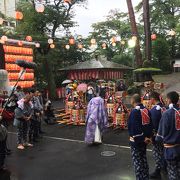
156, 91, 180, 180
149, 91, 166, 179
128, 94, 153, 180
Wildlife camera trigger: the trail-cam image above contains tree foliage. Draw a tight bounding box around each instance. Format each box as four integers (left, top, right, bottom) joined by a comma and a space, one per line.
15, 0, 87, 98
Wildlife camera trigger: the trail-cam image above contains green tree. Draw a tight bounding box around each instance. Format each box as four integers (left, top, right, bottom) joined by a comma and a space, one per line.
136, 0, 180, 60
16, 0, 87, 98
152, 37, 171, 72
88, 10, 143, 61
112, 54, 133, 67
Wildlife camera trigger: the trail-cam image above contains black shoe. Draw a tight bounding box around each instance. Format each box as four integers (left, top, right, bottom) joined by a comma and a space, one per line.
150, 169, 161, 179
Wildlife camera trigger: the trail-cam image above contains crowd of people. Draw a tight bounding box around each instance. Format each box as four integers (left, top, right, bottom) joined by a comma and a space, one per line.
0, 83, 179, 180
0, 86, 56, 172
85, 91, 180, 180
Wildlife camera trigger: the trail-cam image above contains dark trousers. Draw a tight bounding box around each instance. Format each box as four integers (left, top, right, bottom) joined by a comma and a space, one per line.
131, 145, 149, 180
17, 121, 28, 144
0, 139, 6, 168
29, 119, 39, 141
166, 158, 180, 180
152, 141, 165, 170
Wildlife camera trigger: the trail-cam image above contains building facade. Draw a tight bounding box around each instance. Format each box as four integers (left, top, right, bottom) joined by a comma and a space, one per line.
0, 0, 19, 18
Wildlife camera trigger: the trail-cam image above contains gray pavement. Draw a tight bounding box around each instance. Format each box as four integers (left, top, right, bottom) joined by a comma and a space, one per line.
2, 122, 169, 180
6, 132, 154, 180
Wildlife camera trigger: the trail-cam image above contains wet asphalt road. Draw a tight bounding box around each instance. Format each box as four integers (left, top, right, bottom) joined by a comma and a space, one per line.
1, 123, 167, 180
0, 100, 168, 180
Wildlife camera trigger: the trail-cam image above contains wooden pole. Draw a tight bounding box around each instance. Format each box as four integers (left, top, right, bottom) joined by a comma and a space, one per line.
126, 0, 143, 67
143, 0, 152, 62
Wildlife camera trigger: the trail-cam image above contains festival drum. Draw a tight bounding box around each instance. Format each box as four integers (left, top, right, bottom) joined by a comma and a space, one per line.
79, 109, 85, 122
107, 103, 114, 117
66, 101, 74, 114
71, 109, 79, 124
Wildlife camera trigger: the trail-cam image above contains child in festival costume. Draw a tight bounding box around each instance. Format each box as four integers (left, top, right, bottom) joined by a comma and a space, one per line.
14, 94, 33, 150
149, 91, 166, 179
128, 94, 153, 180
156, 91, 180, 180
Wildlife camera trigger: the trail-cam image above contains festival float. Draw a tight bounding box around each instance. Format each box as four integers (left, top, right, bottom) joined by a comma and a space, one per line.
133, 67, 164, 109
57, 57, 133, 128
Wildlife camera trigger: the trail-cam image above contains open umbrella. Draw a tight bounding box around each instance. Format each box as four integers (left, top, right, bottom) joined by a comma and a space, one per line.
77, 83, 88, 93
62, 79, 72, 85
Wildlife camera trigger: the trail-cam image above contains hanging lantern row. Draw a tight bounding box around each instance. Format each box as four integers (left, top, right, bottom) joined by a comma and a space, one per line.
1, 35, 33, 43
8, 73, 34, 80
9, 81, 34, 88
3, 45, 33, 55
5, 55, 33, 63
6, 63, 21, 71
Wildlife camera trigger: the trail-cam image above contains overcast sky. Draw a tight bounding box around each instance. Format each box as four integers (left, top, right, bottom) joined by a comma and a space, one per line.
72, 0, 141, 37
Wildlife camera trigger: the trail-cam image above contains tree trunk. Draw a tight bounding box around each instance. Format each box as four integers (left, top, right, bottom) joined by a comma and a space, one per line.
143, 0, 151, 62
126, 0, 143, 67
44, 55, 56, 99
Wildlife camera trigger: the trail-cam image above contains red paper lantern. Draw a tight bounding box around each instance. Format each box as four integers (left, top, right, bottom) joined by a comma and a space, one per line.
15, 11, 23, 20
69, 37, 75, 45
26, 36, 32, 42
151, 34, 157, 40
